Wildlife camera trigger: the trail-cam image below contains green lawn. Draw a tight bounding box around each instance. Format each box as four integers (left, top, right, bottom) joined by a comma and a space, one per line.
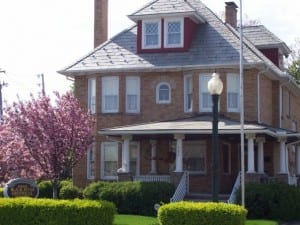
114, 215, 158, 225
113, 215, 278, 225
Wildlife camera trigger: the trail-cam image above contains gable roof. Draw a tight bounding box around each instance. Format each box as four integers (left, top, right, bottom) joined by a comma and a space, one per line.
58, 0, 288, 81
243, 25, 291, 57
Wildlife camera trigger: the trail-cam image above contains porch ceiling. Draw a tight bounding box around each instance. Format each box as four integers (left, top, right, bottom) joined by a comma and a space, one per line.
100, 116, 300, 142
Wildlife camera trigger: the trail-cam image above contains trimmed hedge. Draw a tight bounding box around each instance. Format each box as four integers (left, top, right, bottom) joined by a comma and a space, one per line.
158, 201, 247, 225
237, 182, 300, 221
0, 197, 115, 225
83, 181, 175, 216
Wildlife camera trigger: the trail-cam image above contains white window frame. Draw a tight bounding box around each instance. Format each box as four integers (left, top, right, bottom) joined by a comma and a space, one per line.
183, 141, 207, 174
164, 17, 184, 48
87, 143, 96, 180
184, 74, 193, 112
156, 82, 171, 104
199, 74, 213, 112
227, 73, 240, 112
142, 19, 161, 49
126, 76, 140, 113
88, 78, 96, 114
101, 142, 119, 180
101, 76, 119, 113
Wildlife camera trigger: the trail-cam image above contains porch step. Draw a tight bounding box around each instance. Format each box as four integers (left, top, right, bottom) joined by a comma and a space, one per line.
184, 193, 230, 202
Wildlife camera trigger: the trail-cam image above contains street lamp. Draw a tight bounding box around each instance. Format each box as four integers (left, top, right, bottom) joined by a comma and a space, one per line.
208, 72, 223, 202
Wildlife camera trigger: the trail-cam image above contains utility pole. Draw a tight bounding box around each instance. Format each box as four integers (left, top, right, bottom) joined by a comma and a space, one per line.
0, 69, 8, 117
37, 73, 45, 96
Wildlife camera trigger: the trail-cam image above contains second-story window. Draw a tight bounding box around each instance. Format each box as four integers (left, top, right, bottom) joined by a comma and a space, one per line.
184, 75, 193, 112
164, 18, 183, 48
199, 74, 212, 112
102, 76, 119, 113
142, 20, 161, 49
88, 78, 96, 114
126, 76, 140, 113
156, 82, 171, 104
87, 143, 95, 180
227, 73, 240, 112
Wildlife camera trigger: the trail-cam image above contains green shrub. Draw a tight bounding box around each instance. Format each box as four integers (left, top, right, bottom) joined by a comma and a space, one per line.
38, 180, 81, 199
158, 201, 247, 225
83, 181, 175, 216
83, 181, 109, 200
0, 197, 115, 225
38, 180, 53, 198
59, 183, 82, 199
237, 182, 300, 221
0, 187, 3, 197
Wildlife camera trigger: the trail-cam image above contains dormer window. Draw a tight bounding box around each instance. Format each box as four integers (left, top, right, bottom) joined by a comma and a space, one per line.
142, 20, 161, 49
164, 18, 184, 48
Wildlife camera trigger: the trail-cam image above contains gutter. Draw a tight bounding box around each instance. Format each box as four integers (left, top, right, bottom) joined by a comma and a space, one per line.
58, 62, 264, 77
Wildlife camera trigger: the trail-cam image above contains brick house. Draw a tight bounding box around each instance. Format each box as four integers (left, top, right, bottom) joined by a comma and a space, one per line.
59, 0, 300, 200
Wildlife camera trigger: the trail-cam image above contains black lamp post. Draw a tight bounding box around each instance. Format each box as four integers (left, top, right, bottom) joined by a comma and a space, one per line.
208, 72, 223, 202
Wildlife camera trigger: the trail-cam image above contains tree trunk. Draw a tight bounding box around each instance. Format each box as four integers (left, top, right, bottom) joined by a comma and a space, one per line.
52, 179, 59, 199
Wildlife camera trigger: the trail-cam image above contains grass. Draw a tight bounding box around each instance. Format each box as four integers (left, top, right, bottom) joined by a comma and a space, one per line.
114, 215, 278, 225
113, 215, 158, 225
247, 220, 278, 225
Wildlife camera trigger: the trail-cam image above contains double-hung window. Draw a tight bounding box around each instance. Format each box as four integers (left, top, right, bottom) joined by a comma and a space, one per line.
199, 74, 212, 112
227, 73, 240, 112
184, 75, 193, 112
183, 141, 206, 173
156, 82, 171, 104
126, 76, 140, 113
88, 78, 96, 114
164, 18, 183, 48
87, 144, 95, 179
142, 20, 161, 49
101, 142, 118, 180
102, 76, 119, 113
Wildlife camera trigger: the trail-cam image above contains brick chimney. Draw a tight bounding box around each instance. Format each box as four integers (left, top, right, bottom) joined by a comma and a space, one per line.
225, 2, 238, 29
94, 0, 108, 48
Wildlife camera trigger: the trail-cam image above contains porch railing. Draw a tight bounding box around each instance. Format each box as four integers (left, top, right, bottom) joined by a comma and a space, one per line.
170, 171, 189, 202
133, 175, 171, 183
228, 171, 241, 204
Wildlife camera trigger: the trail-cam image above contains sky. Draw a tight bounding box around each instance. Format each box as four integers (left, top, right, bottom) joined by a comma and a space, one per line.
0, 0, 299, 105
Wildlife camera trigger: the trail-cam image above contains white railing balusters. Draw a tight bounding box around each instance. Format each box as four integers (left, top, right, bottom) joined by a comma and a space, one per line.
133, 175, 171, 183
170, 171, 188, 202
228, 172, 241, 204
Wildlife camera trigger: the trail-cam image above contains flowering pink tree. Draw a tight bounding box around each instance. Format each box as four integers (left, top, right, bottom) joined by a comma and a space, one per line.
1, 92, 95, 198
0, 124, 41, 184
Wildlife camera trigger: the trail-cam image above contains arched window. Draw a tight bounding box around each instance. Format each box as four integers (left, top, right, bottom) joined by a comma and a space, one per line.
156, 82, 171, 104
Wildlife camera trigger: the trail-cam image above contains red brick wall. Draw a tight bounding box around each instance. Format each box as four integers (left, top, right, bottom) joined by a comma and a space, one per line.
72, 68, 300, 189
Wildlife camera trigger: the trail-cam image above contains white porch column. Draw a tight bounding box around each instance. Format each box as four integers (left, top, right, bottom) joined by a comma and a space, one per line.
278, 137, 287, 174
122, 135, 132, 173
149, 140, 157, 174
174, 134, 185, 172
246, 133, 256, 173
296, 146, 300, 175
256, 137, 265, 174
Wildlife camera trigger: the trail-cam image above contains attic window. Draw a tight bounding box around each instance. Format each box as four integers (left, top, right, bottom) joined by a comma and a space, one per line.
142, 20, 161, 49
164, 18, 184, 48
